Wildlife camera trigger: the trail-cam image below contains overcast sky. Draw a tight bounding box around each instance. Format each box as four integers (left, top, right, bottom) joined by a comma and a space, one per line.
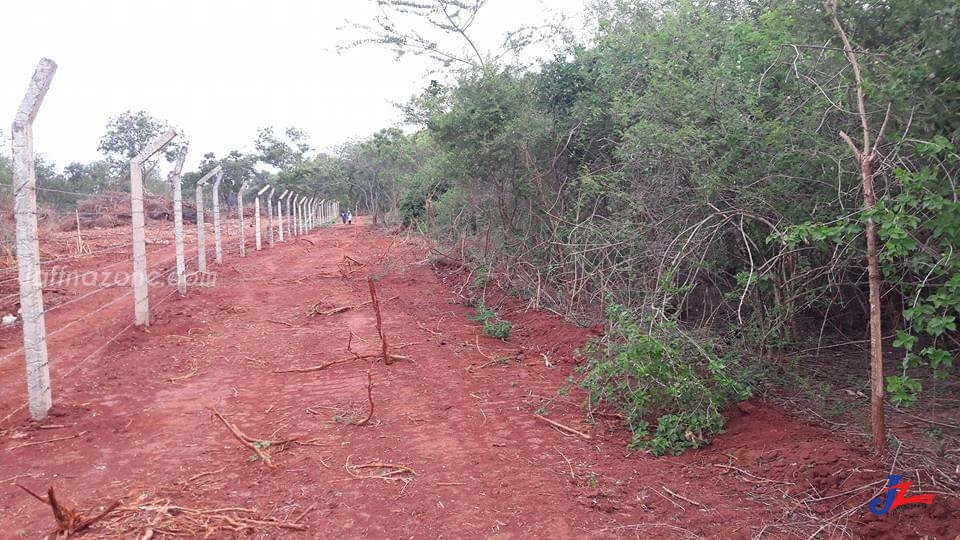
1, 0, 589, 172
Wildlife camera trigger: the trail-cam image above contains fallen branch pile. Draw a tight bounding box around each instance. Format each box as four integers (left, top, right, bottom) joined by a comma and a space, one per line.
99, 499, 309, 536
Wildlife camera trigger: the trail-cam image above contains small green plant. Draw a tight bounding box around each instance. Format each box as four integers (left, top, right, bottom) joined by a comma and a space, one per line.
473, 300, 496, 322
579, 303, 754, 455
473, 300, 512, 340
586, 472, 599, 487
483, 319, 512, 340
471, 266, 490, 290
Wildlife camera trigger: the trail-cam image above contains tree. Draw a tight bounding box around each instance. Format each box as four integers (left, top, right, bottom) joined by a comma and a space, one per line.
343, 0, 489, 69
255, 127, 311, 169
97, 110, 177, 183
341, 0, 572, 73
184, 150, 262, 204
824, 0, 891, 454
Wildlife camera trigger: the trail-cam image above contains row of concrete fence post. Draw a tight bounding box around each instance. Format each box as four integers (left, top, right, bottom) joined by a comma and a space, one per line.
9, 58, 340, 420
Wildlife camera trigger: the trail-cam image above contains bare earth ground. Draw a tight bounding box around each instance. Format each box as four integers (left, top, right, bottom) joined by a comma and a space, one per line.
1, 218, 958, 538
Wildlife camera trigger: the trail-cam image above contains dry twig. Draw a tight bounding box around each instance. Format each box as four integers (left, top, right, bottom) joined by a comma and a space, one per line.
533, 414, 592, 440
368, 278, 392, 365
207, 407, 291, 468
345, 456, 416, 482
8, 430, 89, 451
662, 485, 703, 507
356, 371, 375, 426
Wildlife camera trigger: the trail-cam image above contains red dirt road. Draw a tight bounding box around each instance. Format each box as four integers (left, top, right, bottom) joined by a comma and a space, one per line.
1, 221, 957, 538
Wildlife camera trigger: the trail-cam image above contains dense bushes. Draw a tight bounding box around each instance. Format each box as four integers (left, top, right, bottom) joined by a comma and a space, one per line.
580, 304, 754, 455
341, 0, 960, 451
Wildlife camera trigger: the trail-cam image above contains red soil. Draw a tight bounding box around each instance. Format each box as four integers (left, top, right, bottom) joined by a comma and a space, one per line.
0, 219, 957, 538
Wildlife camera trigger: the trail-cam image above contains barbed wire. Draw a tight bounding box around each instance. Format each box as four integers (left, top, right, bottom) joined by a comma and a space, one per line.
0, 284, 183, 428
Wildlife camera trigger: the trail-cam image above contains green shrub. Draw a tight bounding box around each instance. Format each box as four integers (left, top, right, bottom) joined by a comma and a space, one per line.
483, 319, 512, 340
580, 303, 754, 455
473, 300, 512, 340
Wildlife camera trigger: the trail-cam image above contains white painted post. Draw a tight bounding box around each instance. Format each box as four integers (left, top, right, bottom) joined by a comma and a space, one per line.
291, 194, 299, 237
318, 198, 325, 226
131, 129, 178, 326
285, 193, 294, 238
304, 197, 311, 231
12, 58, 56, 420
297, 198, 305, 235
238, 181, 249, 257
255, 184, 270, 251
194, 167, 220, 273
302, 198, 310, 234
169, 145, 189, 296
212, 169, 224, 264
278, 190, 289, 242
267, 187, 276, 247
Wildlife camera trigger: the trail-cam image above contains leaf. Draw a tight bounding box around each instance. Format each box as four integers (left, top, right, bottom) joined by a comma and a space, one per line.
892, 330, 918, 351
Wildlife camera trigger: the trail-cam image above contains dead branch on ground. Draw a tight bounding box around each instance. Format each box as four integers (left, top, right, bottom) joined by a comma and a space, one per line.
8, 430, 89, 451
100, 499, 307, 536
273, 351, 409, 374
355, 371, 375, 426
17, 484, 120, 538
533, 414, 592, 440
207, 407, 294, 468
368, 278, 392, 365
310, 295, 398, 317
345, 456, 416, 482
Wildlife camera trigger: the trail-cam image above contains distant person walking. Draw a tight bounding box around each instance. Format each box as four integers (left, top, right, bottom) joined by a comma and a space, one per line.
340, 211, 348, 224
347, 211, 353, 224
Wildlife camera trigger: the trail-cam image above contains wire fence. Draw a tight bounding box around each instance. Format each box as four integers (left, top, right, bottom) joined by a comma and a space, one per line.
4, 58, 341, 423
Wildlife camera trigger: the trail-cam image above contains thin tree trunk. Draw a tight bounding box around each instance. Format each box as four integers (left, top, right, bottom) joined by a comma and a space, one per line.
826, 0, 890, 454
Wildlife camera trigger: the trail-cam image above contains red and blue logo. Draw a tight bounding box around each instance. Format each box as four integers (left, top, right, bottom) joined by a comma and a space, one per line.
869, 475, 935, 515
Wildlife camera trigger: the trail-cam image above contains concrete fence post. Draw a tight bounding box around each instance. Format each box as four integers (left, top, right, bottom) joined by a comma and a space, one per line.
169, 145, 189, 296
131, 129, 178, 326
298, 198, 305, 235
302, 198, 310, 234
238, 181, 249, 257
267, 187, 276, 247
277, 190, 289, 242
291, 194, 299, 237
12, 58, 56, 420
305, 197, 311, 231
212, 169, 224, 264
255, 184, 270, 251
306, 197, 312, 232
194, 167, 220, 274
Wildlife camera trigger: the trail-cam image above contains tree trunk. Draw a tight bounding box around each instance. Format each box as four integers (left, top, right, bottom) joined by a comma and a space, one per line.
861, 157, 886, 453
